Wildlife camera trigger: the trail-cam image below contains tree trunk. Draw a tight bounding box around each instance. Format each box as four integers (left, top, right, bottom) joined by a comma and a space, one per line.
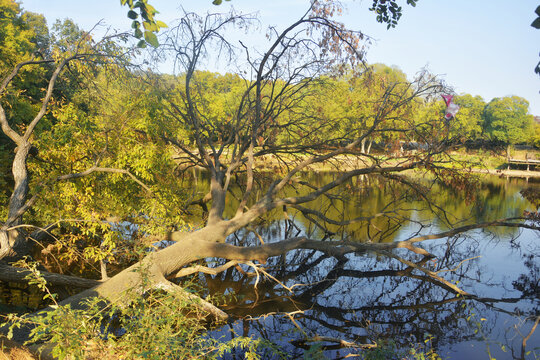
1, 143, 32, 260
0, 228, 26, 261
0, 263, 100, 288
8, 144, 31, 225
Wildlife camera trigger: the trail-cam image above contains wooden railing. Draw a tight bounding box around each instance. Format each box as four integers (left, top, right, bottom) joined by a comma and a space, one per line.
506, 153, 540, 171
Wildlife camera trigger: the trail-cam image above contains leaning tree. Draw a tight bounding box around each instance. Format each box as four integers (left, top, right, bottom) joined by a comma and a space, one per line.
41, 4, 537, 310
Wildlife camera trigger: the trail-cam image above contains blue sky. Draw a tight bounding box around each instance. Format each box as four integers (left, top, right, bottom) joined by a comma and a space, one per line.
21, 0, 540, 115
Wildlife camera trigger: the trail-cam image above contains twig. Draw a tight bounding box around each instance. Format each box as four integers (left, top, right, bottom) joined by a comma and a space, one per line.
377, 249, 469, 296
435, 256, 481, 274
521, 316, 540, 357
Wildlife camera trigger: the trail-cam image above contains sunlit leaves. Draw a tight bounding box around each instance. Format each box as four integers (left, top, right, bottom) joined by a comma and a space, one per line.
120, 0, 167, 48
484, 96, 534, 145
303, 64, 414, 150
451, 94, 486, 141
34, 68, 189, 233
143, 30, 159, 48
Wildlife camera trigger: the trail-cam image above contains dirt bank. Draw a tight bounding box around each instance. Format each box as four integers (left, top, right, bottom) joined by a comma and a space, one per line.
471, 168, 540, 179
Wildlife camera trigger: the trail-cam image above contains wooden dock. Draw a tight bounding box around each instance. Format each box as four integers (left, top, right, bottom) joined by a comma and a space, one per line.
506, 158, 540, 171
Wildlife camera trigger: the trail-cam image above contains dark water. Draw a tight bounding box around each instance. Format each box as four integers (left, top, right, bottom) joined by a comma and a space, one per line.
196, 173, 540, 359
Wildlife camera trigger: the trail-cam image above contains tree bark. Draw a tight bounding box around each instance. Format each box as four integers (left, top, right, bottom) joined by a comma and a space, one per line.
0, 263, 100, 289
0, 143, 33, 260
366, 140, 372, 154
0, 229, 26, 261
8, 144, 31, 225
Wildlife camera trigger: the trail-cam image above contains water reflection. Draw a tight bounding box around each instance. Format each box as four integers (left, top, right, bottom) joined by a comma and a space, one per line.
191, 174, 540, 359
1, 173, 537, 358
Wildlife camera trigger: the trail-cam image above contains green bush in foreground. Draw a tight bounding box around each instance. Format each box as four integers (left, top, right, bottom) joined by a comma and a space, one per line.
4, 286, 279, 359
2, 258, 279, 359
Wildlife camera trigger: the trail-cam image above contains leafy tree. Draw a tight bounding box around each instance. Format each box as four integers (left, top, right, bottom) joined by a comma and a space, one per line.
0, 0, 51, 220
532, 122, 540, 149
483, 96, 534, 148
0, 6, 135, 260
0, 0, 41, 71
408, 95, 461, 151
451, 94, 486, 142
312, 63, 413, 153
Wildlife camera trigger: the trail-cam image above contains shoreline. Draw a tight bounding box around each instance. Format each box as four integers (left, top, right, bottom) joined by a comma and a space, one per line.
470, 168, 540, 179
186, 152, 540, 179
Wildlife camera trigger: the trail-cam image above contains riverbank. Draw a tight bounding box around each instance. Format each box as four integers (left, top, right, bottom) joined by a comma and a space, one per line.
180, 148, 540, 179
255, 153, 540, 179
471, 168, 540, 179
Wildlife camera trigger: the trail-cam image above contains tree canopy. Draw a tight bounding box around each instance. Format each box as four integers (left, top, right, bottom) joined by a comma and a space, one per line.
483, 95, 534, 145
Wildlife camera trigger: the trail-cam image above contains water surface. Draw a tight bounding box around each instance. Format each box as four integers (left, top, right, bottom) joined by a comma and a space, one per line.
199, 173, 540, 359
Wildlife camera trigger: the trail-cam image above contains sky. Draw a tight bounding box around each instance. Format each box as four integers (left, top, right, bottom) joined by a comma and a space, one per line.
21, 0, 540, 115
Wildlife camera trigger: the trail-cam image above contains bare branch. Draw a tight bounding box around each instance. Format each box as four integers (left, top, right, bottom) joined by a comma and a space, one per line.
0, 263, 100, 288
173, 260, 240, 278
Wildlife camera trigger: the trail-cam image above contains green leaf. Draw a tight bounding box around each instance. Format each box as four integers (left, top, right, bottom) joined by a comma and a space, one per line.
135, 28, 143, 39
156, 20, 168, 29
213, 0, 222, 4
143, 21, 158, 32
137, 39, 147, 48
535, 5, 540, 17
532, 17, 540, 29
144, 31, 159, 48
127, 10, 138, 19
131, 20, 140, 29
146, 3, 157, 14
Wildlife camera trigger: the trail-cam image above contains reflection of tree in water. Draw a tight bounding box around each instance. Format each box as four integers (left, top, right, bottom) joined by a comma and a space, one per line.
193, 175, 540, 358
266, 173, 534, 244
183, 171, 535, 241
513, 253, 540, 300
201, 235, 538, 358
